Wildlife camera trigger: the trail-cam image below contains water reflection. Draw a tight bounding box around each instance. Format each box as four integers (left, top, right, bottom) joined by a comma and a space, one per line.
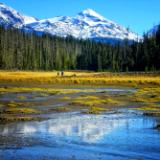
0, 113, 129, 143
47, 114, 127, 143
0, 113, 160, 160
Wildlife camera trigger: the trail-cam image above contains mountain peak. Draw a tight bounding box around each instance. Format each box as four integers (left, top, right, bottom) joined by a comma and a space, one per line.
0, 3, 37, 25
81, 9, 98, 14
78, 9, 106, 20
0, 3, 140, 42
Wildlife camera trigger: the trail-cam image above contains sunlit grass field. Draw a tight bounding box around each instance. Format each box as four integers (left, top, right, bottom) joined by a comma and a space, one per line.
0, 70, 160, 87
0, 70, 160, 122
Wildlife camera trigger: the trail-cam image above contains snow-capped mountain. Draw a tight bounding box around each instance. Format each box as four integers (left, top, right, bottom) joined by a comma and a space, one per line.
0, 3, 139, 42
27, 9, 139, 42
0, 3, 37, 28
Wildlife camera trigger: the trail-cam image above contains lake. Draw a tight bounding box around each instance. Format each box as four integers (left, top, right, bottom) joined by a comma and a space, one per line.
0, 111, 160, 160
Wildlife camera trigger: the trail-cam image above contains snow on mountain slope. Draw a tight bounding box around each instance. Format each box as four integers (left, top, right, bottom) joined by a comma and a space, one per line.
0, 3, 139, 42
22, 15, 38, 24
0, 3, 37, 27
27, 8, 139, 41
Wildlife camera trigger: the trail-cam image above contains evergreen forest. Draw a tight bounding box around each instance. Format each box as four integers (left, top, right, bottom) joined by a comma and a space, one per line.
0, 25, 160, 72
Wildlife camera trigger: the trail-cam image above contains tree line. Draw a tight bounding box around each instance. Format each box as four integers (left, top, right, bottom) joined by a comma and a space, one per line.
0, 25, 160, 72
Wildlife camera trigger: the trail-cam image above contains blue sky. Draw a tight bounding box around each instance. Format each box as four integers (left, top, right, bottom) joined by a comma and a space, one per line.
0, 0, 160, 35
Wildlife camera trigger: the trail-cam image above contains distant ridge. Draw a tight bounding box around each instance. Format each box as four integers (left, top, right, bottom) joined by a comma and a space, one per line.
0, 3, 140, 43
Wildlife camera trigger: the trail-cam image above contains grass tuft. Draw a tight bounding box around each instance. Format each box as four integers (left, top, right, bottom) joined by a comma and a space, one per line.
4, 108, 40, 114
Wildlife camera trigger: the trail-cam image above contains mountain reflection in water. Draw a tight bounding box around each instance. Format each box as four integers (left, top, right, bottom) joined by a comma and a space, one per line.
0, 113, 129, 143
0, 112, 160, 160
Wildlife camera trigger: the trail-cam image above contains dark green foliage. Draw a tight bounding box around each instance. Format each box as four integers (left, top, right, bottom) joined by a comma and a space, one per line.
0, 25, 160, 71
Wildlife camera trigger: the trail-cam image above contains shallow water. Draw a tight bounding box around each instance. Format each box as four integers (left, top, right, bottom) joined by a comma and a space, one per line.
0, 112, 160, 160
0, 87, 136, 102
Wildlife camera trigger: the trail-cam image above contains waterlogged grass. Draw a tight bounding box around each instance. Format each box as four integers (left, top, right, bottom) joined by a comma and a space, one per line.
85, 106, 108, 114
0, 104, 4, 107
131, 87, 160, 117
0, 101, 42, 123
144, 112, 160, 117
17, 95, 26, 100
0, 87, 59, 94
7, 101, 23, 108
7, 103, 19, 108
0, 87, 94, 95
0, 72, 160, 123
72, 96, 102, 106
136, 106, 160, 111
72, 95, 120, 107
0, 116, 42, 124
39, 93, 50, 97
0, 90, 127, 124
133, 104, 160, 117
50, 107, 71, 112
4, 108, 40, 114
60, 96, 71, 100
6, 101, 32, 108
132, 87, 160, 103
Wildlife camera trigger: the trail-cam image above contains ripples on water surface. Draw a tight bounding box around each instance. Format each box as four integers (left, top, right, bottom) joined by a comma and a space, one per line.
0, 112, 160, 160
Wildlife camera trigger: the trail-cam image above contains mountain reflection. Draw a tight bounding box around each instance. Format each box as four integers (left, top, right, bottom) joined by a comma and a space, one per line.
0, 113, 126, 143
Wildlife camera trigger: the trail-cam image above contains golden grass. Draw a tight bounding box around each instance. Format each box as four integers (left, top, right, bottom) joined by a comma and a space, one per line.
0, 71, 160, 86
4, 108, 40, 114
17, 95, 26, 100
132, 87, 160, 103
7, 101, 23, 108
0, 116, 42, 123
60, 96, 71, 100
135, 106, 160, 111
7, 103, 19, 108
0, 71, 160, 122
0, 87, 95, 95
39, 93, 49, 97
72, 95, 120, 107
0, 70, 92, 79
50, 107, 71, 112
